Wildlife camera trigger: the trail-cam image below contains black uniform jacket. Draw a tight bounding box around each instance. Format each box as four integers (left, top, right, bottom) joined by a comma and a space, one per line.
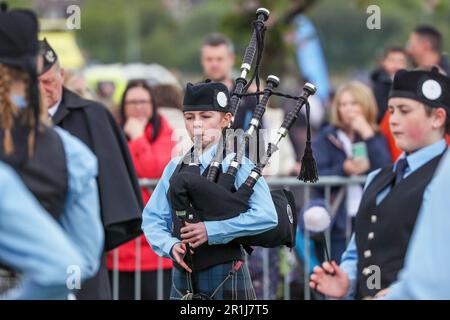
52, 88, 143, 251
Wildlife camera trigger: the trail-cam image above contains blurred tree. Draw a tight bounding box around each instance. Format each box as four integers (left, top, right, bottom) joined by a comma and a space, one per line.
221, 0, 317, 77
7, 0, 449, 81
222, 0, 450, 78
75, 0, 174, 63
309, 0, 450, 76
141, 0, 231, 73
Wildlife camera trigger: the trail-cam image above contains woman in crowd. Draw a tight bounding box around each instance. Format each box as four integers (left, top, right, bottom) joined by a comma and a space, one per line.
107, 80, 175, 299
309, 81, 391, 263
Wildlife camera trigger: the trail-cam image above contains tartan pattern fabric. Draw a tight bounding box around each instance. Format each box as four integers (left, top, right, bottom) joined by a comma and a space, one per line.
170, 260, 256, 300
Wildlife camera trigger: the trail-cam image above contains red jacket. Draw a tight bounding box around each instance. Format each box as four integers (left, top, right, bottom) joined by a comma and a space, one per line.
107, 115, 175, 271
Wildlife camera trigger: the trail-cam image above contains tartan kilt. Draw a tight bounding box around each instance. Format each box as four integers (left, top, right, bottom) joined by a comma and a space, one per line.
170, 260, 256, 300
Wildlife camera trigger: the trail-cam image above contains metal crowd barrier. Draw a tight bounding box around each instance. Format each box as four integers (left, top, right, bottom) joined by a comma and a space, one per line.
111, 176, 367, 300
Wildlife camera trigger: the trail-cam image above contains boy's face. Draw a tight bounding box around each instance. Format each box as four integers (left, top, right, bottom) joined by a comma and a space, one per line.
388, 97, 445, 152
382, 52, 407, 77
184, 110, 231, 149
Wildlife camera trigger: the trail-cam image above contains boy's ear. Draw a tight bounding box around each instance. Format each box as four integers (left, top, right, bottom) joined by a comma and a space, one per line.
432, 107, 447, 131
223, 112, 232, 122
221, 112, 232, 129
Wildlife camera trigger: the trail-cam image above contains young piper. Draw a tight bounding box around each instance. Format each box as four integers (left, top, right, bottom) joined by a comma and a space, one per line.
309, 67, 450, 299
142, 80, 278, 300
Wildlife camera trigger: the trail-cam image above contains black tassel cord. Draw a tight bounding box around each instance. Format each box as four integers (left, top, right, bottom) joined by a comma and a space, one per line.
298, 101, 319, 183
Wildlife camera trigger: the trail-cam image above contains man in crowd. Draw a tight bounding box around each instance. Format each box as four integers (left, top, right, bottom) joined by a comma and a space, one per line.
407, 25, 450, 75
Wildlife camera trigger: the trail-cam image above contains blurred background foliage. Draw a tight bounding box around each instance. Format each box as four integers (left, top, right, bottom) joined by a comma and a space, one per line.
6, 0, 450, 81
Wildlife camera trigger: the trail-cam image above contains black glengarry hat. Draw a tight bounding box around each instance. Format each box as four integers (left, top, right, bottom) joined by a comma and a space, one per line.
0, 2, 39, 69
389, 67, 450, 112
38, 38, 58, 75
183, 80, 231, 113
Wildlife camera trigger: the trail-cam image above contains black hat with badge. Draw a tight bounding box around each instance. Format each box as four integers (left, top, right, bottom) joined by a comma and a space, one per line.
389, 67, 450, 112
38, 38, 58, 75
183, 80, 231, 113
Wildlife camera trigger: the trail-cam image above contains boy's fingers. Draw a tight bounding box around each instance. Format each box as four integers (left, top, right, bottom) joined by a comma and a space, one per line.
322, 262, 334, 274
332, 261, 345, 277
310, 274, 319, 282
181, 240, 196, 249
180, 231, 194, 239
173, 249, 192, 273
331, 261, 341, 274
309, 281, 318, 290
313, 266, 324, 275
178, 260, 192, 273
190, 241, 200, 249
180, 224, 196, 233
175, 246, 185, 256
180, 226, 193, 234
182, 238, 195, 245
175, 251, 183, 260
174, 253, 182, 265
190, 236, 205, 248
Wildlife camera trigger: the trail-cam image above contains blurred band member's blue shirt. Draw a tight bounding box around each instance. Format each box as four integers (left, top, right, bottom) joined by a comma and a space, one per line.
54, 128, 104, 282
0, 162, 84, 299
142, 142, 278, 259
0, 127, 104, 299
340, 139, 446, 299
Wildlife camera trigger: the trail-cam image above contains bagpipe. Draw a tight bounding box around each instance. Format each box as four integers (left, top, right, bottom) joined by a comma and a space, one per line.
168, 6, 318, 269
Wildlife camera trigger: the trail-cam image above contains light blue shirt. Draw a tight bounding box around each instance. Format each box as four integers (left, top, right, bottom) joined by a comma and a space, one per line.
384, 149, 450, 299
1, 128, 104, 299
0, 162, 85, 300
142, 143, 278, 260
54, 128, 104, 281
340, 139, 447, 299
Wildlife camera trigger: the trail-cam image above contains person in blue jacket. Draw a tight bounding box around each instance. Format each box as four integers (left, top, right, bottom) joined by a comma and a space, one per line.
309, 81, 391, 263
0, 161, 88, 299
